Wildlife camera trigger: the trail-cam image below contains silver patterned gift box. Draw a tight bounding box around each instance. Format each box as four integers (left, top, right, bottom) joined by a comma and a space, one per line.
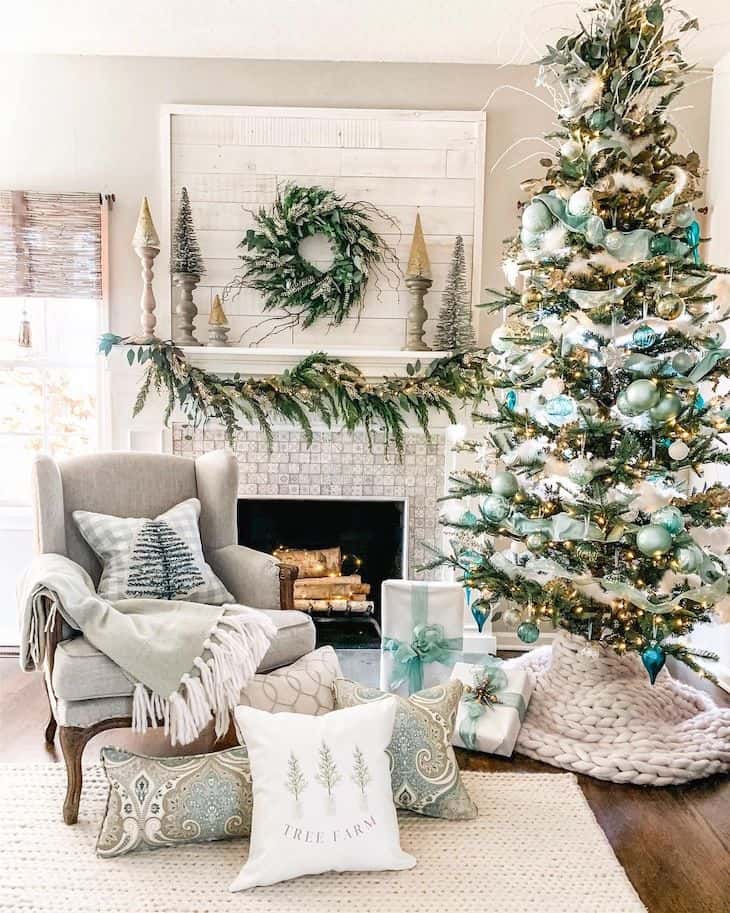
379, 579, 465, 696
450, 660, 533, 757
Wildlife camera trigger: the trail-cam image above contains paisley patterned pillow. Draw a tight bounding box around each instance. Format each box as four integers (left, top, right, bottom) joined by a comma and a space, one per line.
97, 746, 252, 857
333, 678, 477, 820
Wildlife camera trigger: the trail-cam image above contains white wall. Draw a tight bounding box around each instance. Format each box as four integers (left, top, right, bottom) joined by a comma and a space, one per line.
0, 54, 714, 346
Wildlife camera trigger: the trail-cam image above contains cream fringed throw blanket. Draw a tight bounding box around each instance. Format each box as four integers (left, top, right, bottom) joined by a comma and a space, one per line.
18, 554, 276, 745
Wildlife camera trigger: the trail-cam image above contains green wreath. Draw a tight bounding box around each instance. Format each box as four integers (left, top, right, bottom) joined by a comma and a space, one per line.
226, 184, 397, 341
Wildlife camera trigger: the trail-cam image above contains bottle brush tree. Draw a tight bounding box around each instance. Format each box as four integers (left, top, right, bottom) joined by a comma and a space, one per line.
171, 186, 205, 277
433, 0, 730, 683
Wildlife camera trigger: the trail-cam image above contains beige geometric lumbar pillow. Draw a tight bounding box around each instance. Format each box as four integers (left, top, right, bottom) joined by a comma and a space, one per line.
73, 497, 233, 605
237, 646, 341, 716
230, 700, 416, 891
96, 746, 252, 857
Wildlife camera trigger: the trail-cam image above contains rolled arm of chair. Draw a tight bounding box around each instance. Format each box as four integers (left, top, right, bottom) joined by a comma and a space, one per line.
207, 544, 298, 610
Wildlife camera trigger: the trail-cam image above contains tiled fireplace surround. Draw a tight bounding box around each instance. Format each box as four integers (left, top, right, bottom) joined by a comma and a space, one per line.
172, 424, 448, 579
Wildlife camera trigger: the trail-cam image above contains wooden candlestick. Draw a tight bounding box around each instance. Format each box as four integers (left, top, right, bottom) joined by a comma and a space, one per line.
131, 197, 161, 344
403, 212, 432, 351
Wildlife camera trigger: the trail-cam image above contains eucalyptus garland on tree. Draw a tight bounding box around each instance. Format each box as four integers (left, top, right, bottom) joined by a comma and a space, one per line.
431, 0, 730, 681
225, 184, 397, 340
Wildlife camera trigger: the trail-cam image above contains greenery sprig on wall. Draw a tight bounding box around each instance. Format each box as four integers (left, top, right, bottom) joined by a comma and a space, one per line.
99, 335, 492, 456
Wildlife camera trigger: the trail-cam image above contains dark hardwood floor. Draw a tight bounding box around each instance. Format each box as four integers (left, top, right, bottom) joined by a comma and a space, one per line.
1, 650, 728, 913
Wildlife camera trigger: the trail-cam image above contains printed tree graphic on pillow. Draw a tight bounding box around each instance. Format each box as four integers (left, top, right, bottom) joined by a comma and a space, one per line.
285, 751, 308, 817
315, 741, 341, 816
351, 746, 372, 810
126, 519, 205, 599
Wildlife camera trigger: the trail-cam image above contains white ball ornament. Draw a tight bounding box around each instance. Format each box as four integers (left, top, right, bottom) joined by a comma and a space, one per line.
675, 546, 700, 573
491, 471, 520, 499
560, 139, 583, 162
668, 440, 690, 461
568, 458, 594, 487
568, 187, 593, 217
522, 201, 554, 234
604, 230, 622, 254
675, 204, 695, 229
542, 376, 565, 398
491, 325, 514, 353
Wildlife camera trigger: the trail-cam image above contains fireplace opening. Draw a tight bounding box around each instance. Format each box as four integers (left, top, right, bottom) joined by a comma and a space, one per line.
237, 497, 406, 647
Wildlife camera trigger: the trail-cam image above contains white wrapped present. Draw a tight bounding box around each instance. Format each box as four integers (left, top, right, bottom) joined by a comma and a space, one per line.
380, 580, 464, 696
450, 659, 533, 757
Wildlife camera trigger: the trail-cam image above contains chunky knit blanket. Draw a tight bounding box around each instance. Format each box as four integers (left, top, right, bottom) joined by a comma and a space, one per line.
18, 554, 276, 745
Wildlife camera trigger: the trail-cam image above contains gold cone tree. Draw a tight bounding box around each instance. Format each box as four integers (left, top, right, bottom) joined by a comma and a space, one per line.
435, 0, 730, 681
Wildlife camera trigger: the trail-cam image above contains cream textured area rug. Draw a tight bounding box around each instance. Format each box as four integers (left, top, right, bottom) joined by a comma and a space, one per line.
0, 764, 646, 913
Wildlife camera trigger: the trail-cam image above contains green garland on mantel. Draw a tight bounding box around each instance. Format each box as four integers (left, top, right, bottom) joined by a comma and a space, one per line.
99, 334, 492, 455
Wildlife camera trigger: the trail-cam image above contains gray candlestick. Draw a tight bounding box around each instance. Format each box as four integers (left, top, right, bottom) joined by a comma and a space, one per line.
173, 272, 201, 345
403, 274, 433, 351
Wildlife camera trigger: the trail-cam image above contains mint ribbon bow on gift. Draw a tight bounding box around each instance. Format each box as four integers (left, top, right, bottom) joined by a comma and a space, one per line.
458, 658, 527, 752
382, 583, 462, 694
383, 623, 463, 694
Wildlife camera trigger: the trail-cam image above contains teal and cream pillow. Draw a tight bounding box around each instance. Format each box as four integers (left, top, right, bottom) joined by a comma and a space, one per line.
73, 498, 233, 604
97, 746, 252, 857
333, 678, 478, 820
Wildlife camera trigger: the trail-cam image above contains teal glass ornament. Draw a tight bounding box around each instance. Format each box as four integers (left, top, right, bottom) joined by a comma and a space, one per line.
459, 510, 479, 528
671, 351, 694, 375
632, 324, 657, 349
641, 642, 666, 685
470, 602, 489, 634
685, 220, 701, 265
649, 233, 672, 256
651, 506, 685, 536
492, 471, 519, 499
505, 389, 517, 410
545, 394, 576, 424
694, 393, 705, 412
517, 621, 540, 644
625, 379, 661, 412
482, 494, 510, 523
636, 524, 673, 556
459, 549, 483, 571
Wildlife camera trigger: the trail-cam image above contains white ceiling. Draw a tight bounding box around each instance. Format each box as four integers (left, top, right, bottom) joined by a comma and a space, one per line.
3, 0, 729, 67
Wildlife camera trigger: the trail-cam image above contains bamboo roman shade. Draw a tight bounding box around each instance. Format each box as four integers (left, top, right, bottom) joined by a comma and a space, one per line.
0, 191, 103, 298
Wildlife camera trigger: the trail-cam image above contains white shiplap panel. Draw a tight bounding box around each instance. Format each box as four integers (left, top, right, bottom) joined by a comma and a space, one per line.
339, 148, 446, 179
168, 106, 485, 349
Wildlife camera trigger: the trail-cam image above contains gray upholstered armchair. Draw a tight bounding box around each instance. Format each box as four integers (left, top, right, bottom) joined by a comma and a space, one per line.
30, 449, 314, 823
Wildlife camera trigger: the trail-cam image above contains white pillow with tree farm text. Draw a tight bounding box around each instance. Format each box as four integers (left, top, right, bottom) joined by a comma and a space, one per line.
230, 700, 415, 891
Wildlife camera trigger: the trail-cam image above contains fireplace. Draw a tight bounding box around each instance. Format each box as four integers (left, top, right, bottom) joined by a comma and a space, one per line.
237, 496, 406, 645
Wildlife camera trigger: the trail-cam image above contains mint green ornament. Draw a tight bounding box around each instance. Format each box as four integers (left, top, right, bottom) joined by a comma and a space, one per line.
649, 393, 682, 423
517, 621, 540, 644
522, 200, 553, 233
617, 390, 643, 416
531, 324, 550, 344
492, 471, 519, 499
482, 494, 510, 523
675, 546, 700, 573
636, 524, 673, 556
671, 351, 694, 375
651, 506, 685, 536
625, 379, 661, 412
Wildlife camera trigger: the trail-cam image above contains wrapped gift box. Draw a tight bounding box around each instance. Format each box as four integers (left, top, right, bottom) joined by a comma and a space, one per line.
380, 580, 465, 696
450, 660, 533, 757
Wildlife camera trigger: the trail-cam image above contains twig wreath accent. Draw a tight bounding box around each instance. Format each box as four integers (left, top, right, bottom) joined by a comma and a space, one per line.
99, 335, 492, 456
224, 184, 399, 342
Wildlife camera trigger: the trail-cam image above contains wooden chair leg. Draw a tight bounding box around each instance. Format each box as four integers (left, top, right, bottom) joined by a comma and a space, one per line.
59, 726, 90, 825
45, 713, 58, 745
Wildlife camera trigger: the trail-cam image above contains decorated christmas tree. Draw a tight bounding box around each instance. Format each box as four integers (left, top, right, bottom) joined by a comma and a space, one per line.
171, 186, 205, 277
438, 0, 730, 682
435, 235, 477, 351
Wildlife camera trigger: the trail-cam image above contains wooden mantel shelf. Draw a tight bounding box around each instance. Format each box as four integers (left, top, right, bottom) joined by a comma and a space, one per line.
182, 346, 452, 379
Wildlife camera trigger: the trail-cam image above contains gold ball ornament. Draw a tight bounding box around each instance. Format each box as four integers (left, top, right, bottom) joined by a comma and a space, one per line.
654, 294, 684, 321
521, 289, 543, 309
